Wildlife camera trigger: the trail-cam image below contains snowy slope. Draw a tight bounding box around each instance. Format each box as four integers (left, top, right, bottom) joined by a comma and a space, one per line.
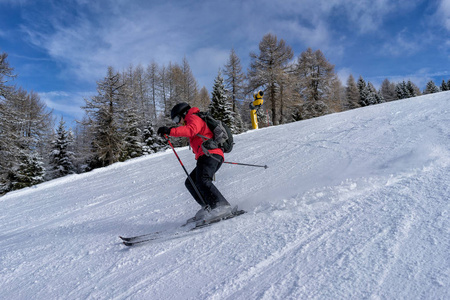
1, 92, 449, 299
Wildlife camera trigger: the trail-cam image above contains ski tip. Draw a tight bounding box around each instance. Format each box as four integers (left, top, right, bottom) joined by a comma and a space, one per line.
123, 241, 133, 246
119, 236, 132, 242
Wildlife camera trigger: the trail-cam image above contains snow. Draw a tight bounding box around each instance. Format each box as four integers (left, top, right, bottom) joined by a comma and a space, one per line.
1, 92, 449, 299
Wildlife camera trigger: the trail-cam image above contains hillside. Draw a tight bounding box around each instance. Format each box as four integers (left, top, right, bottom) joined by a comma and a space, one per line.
1, 92, 449, 299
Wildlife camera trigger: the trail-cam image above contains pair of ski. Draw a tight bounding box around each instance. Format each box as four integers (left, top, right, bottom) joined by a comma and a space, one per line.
119, 207, 245, 246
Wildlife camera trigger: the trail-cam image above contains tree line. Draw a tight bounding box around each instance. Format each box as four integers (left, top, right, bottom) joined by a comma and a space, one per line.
0, 33, 448, 195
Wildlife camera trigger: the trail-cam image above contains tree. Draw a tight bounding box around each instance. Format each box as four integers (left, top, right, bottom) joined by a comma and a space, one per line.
8, 151, 46, 191
181, 56, 199, 105
248, 33, 294, 125
0, 52, 16, 99
72, 117, 95, 173
345, 75, 360, 109
294, 48, 336, 118
380, 78, 397, 102
395, 81, 410, 99
357, 76, 370, 106
142, 120, 167, 155
424, 80, 440, 94
366, 82, 384, 105
121, 108, 143, 160
49, 118, 75, 179
223, 49, 247, 131
209, 71, 235, 132
406, 80, 420, 97
197, 86, 210, 111
146, 62, 159, 120
223, 48, 246, 113
82, 67, 125, 167
1, 87, 53, 193
440, 79, 448, 91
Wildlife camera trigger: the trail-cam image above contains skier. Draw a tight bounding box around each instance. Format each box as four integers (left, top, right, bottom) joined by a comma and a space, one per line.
157, 102, 232, 224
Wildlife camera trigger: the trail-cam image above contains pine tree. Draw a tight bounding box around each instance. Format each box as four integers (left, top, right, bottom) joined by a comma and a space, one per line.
406, 80, 420, 97
424, 81, 440, 94
440, 79, 448, 91
357, 76, 369, 106
9, 151, 46, 190
121, 109, 143, 160
209, 71, 235, 131
142, 120, 167, 155
49, 118, 75, 179
395, 81, 409, 99
365, 82, 384, 105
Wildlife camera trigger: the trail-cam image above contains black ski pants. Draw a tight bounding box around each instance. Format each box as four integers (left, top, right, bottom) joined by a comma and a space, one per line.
185, 154, 229, 208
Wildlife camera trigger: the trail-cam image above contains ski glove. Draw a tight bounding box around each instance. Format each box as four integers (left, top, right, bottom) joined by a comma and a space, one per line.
157, 126, 171, 137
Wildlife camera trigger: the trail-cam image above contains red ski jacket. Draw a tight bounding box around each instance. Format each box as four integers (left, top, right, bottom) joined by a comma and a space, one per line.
169, 107, 224, 160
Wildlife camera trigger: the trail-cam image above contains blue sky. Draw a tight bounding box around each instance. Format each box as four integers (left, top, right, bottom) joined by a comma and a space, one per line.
1, 0, 449, 127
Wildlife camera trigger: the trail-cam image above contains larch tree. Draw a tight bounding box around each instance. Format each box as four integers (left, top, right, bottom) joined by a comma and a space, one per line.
294, 48, 336, 119
248, 33, 294, 125
82, 66, 125, 167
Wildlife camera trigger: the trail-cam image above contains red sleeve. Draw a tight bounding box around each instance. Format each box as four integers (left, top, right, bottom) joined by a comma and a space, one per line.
169, 114, 203, 138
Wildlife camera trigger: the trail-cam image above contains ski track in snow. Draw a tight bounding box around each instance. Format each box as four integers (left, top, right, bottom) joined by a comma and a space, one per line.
1, 92, 449, 299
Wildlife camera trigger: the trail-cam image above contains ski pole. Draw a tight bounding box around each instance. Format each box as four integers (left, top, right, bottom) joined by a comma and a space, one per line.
164, 134, 208, 208
224, 161, 268, 169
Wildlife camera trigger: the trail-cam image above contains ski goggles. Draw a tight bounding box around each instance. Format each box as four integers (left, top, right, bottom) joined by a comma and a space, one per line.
172, 115, 181, 124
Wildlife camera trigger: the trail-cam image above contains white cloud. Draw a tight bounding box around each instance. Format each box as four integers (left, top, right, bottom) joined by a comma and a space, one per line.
437, 0, 450, 31
380, 29, 421, 56
39, 90, 91, 124
337, 68, 353, 86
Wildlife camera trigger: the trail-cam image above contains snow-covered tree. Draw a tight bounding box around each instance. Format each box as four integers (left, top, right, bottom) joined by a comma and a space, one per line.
406, 80, 420, 97
142, 120, 167, 155
440, 79, 448, 91
357, 76, 369, 106
424, 80, 440, 94
49, 118, 75, 179
395, 81, 410, 99
1, 79, 53, 193
8, 151, 46, 191
366, 82, 384, 105
121, 109, 143, 160
209, 71, 235, 131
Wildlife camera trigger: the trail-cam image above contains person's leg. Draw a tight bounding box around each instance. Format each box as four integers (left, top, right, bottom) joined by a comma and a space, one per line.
185, 167, 205, 207
194, 154, 229, 208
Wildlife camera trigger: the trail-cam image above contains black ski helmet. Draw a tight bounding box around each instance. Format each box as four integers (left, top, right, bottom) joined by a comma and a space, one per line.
171, 102, 191, 122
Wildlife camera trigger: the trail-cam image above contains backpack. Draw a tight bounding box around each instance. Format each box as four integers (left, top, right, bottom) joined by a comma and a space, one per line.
195, 112, 234, 154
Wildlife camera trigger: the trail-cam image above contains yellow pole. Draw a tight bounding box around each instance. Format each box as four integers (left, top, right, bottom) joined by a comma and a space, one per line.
250, 90, 264, 129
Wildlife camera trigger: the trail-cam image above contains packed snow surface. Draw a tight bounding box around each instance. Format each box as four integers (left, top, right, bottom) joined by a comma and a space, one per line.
1, 92, 449, 299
